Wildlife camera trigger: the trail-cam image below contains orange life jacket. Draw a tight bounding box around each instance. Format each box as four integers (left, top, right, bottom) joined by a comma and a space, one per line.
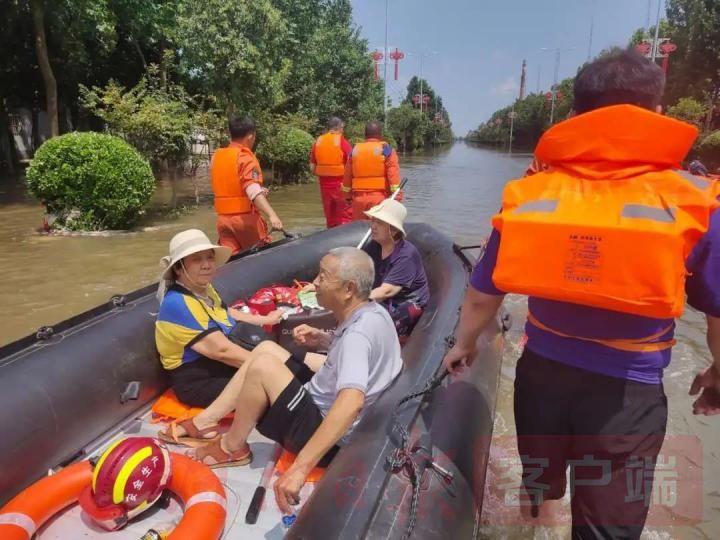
314, 132, 345, 176
211, 145, 263, 215
351, 140, 387, 191
492, 105, 719, 320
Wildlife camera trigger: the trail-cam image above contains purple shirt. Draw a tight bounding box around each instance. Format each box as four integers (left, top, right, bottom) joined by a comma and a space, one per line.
364, 239, 430, 308
471, 211, 720, 384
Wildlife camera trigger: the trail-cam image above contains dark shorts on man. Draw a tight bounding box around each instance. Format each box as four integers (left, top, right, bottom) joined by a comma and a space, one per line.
514, 348, 667, 539
256, 355, 340, 468
169, 356, 237, 408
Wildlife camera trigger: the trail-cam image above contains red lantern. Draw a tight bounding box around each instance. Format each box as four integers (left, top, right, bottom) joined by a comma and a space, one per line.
372, 50, 384, 80
389, 48, 405, 81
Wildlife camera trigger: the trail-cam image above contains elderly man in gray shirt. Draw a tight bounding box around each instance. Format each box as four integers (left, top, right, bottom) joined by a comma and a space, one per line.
183, 247, 402, 513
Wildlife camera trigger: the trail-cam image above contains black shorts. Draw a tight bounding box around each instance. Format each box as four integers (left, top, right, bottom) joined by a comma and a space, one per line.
169, 356, 237, 408
514, 348, 667, 539
256, 355, 340, 468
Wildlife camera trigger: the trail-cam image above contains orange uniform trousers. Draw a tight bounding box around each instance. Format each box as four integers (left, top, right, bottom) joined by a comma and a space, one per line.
319, 178, 352, 228
216, 212, 268, 255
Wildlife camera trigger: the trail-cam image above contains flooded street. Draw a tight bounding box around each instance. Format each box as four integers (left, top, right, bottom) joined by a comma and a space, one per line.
1, 143, 719, 538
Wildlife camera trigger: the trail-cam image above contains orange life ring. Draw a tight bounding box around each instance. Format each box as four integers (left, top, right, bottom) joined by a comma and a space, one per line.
0, 453, 226, 540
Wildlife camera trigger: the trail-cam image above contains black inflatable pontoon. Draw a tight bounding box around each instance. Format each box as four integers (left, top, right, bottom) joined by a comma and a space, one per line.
0, 222, 505, 539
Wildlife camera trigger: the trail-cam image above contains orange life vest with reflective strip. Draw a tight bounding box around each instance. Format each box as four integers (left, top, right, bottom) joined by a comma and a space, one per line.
211, 145, 263, 215
351, 141, 387, 191
492, 105, 720, 321
314, 132, 345, 176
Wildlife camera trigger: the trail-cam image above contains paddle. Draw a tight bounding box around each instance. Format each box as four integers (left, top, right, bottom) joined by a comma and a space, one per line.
355, 177, 409, 250
245, 443, 283, 524
245, 228, 297, 254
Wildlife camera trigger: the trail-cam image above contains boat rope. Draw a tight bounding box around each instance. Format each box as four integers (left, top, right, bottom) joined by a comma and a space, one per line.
386, 354, 453, 540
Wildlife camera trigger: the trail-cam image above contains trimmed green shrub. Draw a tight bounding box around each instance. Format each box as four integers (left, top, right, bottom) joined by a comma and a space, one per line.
667, 98, 708, 128
257, 124, 314, 183
26, 132, 156, 230
699, 130, 720, 169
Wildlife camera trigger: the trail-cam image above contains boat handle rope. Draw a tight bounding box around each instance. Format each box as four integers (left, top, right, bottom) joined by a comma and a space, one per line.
110, 295, 127, 308
386, 336, 455, 540
36, 326, 55, 340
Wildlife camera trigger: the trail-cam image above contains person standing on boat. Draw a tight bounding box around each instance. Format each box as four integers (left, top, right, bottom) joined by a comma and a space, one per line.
343, 121, 402, 221
211, 116, 283, 254
443, 49, 720, 538
178, 248, 401, 513
362, 199, 429, 339
155, 229, 284, 416
310, 117, 353, 228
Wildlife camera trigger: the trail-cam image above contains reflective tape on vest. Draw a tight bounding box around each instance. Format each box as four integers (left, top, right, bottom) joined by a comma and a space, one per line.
185, 491, 226, 511
513, 199, 559, 214
0, 512, 36, 538
675, 169, 710, 191
622, 204, 676, 223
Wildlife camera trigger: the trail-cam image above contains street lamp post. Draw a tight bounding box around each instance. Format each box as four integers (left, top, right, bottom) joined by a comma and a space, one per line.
407, 51, 438, 114
541, 47, 575, 124
383, 0, 389, 122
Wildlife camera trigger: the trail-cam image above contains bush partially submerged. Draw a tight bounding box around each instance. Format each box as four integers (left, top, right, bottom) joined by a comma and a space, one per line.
26, 132, 155, 230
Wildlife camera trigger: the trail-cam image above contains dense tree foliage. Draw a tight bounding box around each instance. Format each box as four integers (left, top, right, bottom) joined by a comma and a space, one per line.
1, 0, 395, 172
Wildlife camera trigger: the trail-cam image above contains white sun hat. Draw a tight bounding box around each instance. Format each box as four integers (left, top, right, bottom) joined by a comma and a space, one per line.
156, 229, 232, 299
364, 199, 407, 237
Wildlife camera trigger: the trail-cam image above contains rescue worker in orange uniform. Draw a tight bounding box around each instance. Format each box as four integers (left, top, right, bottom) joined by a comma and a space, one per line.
343, 121, 402, 221
443, 49, 720, 538
211, 116, 283, 254
309, 117, 353, 228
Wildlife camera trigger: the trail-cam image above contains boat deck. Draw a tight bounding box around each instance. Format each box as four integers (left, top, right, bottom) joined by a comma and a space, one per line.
37, 409, 314, 539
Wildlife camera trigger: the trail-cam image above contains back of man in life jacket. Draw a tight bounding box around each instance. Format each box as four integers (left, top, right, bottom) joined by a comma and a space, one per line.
493, 104, 719, 321
444, 49, 720, 539
343, 121, 402, 221
310, 118, 353, 228
210, 116, 283, 254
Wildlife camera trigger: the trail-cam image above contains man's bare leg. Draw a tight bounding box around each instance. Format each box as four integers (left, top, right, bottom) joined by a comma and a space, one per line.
217, 352, 297, 454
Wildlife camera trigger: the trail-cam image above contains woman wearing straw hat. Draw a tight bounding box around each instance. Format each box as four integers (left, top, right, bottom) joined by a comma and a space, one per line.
363, 199, 429, 339
154, 229, 283, 444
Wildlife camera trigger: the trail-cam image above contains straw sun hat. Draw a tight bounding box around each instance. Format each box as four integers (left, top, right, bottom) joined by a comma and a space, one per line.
156, 229, 232, 299
364, 199, 407, 237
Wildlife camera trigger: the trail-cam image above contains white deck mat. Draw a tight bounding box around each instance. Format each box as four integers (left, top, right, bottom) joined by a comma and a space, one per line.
37, 410, 316, 539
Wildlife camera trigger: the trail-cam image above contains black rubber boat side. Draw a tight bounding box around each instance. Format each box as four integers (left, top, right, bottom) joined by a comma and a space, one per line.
0, 222, 505, 540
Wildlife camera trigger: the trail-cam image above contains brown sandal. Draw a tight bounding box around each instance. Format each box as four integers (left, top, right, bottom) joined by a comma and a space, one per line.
157, 417, 220, 447
191, 438, 252, 469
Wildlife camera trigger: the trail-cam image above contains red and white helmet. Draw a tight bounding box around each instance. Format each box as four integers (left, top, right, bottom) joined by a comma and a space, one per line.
79, 437, 172, 531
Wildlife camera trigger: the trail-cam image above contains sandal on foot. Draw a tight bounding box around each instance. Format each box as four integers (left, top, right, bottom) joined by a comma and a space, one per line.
191, 438, 252, 469
158, 417, 220, 447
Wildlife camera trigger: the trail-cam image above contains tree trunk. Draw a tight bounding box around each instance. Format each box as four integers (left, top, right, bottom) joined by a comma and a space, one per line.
131, 36, 147, 70
705, 86, 717, 133
30, 0, 58, 138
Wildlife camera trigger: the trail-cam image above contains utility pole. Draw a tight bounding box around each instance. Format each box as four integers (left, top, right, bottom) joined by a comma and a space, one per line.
651, 0, 662, 62
646, 0, 652, 35
519, 59, 527, 100
383, 0, 389, 122
587, 14, 594, 61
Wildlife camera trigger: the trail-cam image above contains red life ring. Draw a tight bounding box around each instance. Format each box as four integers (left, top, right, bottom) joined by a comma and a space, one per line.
0, 453, 226, 540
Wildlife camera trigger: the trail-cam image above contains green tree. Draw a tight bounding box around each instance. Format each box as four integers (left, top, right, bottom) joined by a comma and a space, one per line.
665, 0, 720, 129
387, 104, 430, 151
174, 0, 291, 114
